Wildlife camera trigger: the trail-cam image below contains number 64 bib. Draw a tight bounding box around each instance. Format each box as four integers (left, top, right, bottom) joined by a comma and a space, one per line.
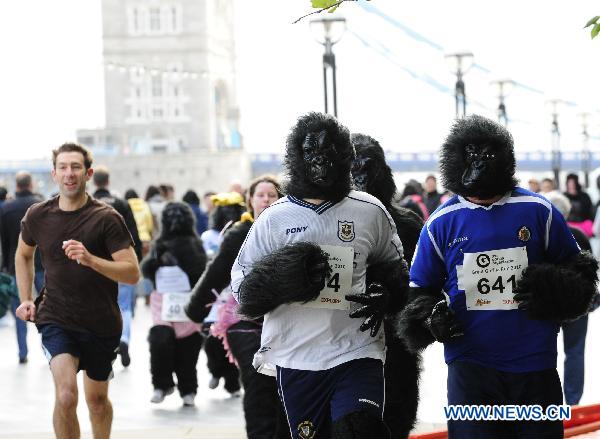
302, 245, 354, 311
457, 246, 528, 311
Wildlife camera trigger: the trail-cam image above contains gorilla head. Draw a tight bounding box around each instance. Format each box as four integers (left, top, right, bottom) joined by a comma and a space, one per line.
160, 202, 197, 238
440, 115, 518, 199
284, 112, 355, 202
350, 133, 396, 205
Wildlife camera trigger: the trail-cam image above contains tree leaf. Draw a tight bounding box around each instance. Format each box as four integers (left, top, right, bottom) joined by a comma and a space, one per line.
327, 4, 340, 13
592, 23, 600, 39
584, 15, 600, 28
312, 0, 339, 8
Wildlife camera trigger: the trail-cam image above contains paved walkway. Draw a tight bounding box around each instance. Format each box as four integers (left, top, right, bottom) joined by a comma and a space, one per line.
0, 300, 598, 438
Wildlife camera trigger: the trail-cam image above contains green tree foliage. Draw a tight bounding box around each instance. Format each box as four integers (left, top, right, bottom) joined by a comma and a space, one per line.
293, 0, 369, 24
584, 16, 600, 39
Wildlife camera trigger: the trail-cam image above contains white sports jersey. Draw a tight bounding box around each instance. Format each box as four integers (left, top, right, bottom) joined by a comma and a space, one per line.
231, 190, 403, 374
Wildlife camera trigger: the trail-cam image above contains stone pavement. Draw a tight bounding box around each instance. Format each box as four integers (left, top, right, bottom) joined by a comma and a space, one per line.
0, 300, 598, 438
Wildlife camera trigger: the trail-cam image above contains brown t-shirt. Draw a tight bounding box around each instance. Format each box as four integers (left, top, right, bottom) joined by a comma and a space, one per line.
21, 195, 133, 337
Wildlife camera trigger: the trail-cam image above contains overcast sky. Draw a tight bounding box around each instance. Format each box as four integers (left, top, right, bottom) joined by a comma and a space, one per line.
1, 0, 599, 161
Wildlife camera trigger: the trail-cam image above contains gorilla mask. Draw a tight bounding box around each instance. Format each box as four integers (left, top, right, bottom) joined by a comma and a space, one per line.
303, 130, 338, 188
350, 133, 395, 204
285, 112, 355, 202
440, 115, 518, 199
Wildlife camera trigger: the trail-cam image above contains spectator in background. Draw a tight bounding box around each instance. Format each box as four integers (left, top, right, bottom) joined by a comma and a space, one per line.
146, 185, 167, 236
124, 189, 154, 257
528, 178, 541, 193
202, 191, 217, 217
0, 172, 44, 364
182, 190, 209, 237
400, 179, 429, 220
159, 184, 175, 202
229, 180, 244, 196
201, 192, 246, 259
92, 167, 142, 368
423, 174, 443, 214
0, 186, 7, 205
545, 191, 597, 405
540, 178, 556, 194
564, 173, 594, 237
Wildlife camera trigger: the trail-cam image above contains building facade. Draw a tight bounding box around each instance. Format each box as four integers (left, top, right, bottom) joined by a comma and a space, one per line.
79, 0, 241, 155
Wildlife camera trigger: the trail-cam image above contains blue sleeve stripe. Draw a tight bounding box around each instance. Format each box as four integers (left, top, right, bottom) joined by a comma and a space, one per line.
424, 202, 467, 263
426, 226, 444, 261
506, 196, 552, 250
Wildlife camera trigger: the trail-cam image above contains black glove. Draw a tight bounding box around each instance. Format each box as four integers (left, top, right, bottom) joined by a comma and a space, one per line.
512, 290, 532, 312
425, 300, 463, 343
346, 282, 388, 337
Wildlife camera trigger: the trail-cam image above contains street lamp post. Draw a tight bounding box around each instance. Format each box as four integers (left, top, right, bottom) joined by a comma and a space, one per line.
549, 99, 563, 190
445, 52, 474, 119
310, 17, 346, 117
491, 79, 515, 126
580, 112, 591, 188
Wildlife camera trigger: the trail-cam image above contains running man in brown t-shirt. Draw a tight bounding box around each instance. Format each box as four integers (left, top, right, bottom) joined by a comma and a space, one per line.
15, 143, 140, 439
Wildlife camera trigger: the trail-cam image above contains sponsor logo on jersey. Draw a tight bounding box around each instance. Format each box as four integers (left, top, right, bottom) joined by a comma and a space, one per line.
286, 226, 308, 235
448, 236, 469, 248
337, 220, 355, 242
518, 226, 531, 242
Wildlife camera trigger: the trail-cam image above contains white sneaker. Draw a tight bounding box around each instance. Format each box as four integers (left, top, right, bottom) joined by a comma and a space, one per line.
150, 387, 174, 403
208, 376, 219, 389
182, 393, 196, 407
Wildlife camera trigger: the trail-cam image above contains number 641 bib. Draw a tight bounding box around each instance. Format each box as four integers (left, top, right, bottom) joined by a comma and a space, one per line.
301, 245, 354, 311
457, 246, 528, 311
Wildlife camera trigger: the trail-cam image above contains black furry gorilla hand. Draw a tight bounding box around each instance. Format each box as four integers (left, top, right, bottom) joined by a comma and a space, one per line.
237, 242, 332, 319
425, 300, 464, 343
513, 251, 599, 321
347, 258, 410, 337
347, 283, 389, 337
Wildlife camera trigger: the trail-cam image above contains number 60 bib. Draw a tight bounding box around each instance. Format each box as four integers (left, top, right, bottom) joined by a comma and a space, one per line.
457, 246, 528, 311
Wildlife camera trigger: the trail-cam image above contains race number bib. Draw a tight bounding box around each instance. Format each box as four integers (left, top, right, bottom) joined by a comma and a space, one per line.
161, 292, 191, 322
302, 245, 354, 311
155, 266, 191, 293
457, 246, 528, 311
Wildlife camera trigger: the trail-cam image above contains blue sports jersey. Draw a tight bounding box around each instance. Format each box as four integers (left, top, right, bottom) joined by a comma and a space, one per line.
410, 187, 580, 373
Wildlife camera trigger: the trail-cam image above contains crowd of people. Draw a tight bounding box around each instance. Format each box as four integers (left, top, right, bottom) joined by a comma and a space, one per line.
0, 113, 599, 439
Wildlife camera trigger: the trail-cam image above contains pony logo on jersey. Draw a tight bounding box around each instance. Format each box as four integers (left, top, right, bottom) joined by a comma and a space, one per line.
518, 226, 531, 242
337, 220, 355, 242
298, 420, 315, 439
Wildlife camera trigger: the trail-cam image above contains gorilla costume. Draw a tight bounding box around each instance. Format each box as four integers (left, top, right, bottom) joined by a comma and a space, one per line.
351, 133, 424, 439
397, 115, 598, 439
231, 112, 409, 438
140, 202, 207, 403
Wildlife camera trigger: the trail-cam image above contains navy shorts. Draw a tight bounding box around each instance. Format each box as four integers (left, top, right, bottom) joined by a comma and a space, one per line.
38, 324, 120, 381
277, 358, 384, 439
447, 360, 564, 439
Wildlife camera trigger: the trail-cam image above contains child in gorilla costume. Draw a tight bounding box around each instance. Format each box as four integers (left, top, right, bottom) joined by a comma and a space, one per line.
231, 112, 409, 439
351, 133, 423, 439
397, 115, 598, 439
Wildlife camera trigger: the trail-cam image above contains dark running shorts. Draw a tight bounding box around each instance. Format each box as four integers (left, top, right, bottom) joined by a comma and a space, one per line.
38, 324, 120, 381
277, 358, 385, 439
